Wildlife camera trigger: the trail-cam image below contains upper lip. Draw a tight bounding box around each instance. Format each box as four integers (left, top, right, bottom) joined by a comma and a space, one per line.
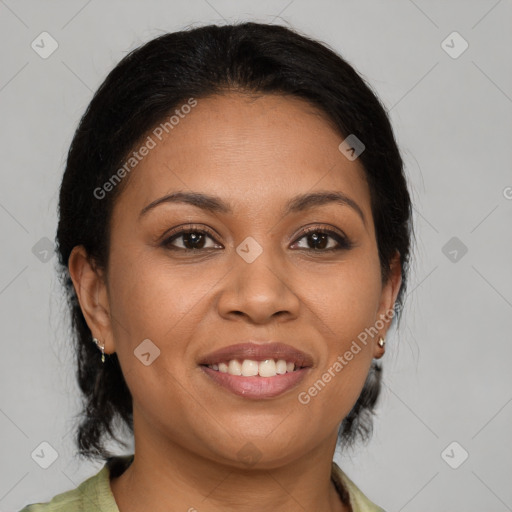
198, 342, 314, 368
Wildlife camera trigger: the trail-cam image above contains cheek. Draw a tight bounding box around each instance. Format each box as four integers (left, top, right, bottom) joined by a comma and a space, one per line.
297, 352, 373, 440
298, 254, 381, 410
328, 273, 382, 339
106, 249, 222, 374
296, 274, 379, 433
300, 250, 383, 342
105, 253, 210, 421
108, 246, 208, 333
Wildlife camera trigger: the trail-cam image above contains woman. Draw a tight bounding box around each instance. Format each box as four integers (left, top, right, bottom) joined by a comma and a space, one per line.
20, 21, 412, 512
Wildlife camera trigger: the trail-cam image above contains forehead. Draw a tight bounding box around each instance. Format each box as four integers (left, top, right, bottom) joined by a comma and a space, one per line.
115, 92, 371, 221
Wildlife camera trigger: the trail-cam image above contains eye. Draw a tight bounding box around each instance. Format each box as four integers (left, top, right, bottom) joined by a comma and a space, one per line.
162, 226, 222, 251
291, 227, 353, 252
161, 225, 353, 253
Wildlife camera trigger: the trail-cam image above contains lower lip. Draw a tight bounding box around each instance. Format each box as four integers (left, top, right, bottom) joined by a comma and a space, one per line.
200, 366, 310, 399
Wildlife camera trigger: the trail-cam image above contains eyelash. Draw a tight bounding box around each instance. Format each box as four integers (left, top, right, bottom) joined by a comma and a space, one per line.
161, 225, 353, 253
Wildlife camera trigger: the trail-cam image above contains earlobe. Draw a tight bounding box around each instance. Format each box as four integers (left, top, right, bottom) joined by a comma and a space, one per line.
68, 246, 114, 354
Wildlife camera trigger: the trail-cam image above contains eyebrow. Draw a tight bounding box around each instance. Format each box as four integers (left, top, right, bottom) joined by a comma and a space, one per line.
139, 190, 366, 225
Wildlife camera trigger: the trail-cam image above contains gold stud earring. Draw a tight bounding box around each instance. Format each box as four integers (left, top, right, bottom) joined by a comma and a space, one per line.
378, 337, 385, 348
92, 337, 105, 363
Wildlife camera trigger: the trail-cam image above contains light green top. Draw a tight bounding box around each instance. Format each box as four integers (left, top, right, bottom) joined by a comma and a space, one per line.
19, 455, 386, 512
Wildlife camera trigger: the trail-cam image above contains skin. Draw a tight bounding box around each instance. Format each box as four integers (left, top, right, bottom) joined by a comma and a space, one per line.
69, 92, 402, 512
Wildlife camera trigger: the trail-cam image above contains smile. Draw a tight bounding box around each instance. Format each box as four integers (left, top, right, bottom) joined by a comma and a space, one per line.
198, 341, 313, 399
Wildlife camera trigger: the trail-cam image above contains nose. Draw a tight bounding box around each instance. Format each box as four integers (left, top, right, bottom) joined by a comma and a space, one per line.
217, 243, 301, 325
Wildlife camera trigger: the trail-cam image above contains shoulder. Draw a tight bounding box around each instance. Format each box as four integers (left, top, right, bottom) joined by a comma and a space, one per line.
18, 455, 134, 512
332, 461, 387, 512
18, 466, 108, 512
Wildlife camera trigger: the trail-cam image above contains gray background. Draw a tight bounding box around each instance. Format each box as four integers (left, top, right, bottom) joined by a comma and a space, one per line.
1, 1, 511, 511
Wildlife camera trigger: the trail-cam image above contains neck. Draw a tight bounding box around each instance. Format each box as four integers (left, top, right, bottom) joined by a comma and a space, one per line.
110, 420, 348, 512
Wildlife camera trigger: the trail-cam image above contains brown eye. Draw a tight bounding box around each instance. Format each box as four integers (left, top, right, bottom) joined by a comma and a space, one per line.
162, 228, 221, 251
292, 228, 353, 252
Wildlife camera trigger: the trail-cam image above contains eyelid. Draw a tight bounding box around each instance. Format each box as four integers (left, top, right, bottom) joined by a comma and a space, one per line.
160, 224, 221, 243
293, 224, 348, 241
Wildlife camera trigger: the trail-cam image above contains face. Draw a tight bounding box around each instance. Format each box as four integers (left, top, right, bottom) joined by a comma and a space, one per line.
71, 92, 401, 469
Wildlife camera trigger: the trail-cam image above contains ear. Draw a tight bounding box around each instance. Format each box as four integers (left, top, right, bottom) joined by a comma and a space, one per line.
68, 245, 115, 355
373, 250, 402, 359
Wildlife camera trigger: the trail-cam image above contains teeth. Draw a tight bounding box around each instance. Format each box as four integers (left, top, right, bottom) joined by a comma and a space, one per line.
207, 358, 298, 376
259, 359, 276, 377
241, 359, 259, 377
276, 359, 287, 375
228, 360, 242, 375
